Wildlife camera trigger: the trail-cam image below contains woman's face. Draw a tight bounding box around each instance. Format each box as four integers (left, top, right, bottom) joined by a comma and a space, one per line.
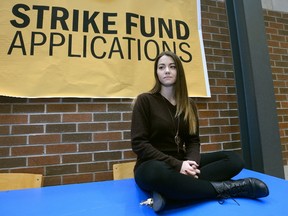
156, 55, 177, 87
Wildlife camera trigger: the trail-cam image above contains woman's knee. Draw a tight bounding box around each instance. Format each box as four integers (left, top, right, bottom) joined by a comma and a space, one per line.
225, 151, 245, 172
135, 160, 171, 190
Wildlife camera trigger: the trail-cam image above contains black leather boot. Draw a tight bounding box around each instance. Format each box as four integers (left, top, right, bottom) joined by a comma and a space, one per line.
211, 178, 269, 200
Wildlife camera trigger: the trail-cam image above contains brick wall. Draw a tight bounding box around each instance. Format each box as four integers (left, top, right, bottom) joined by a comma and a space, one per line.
198, 0, 241, 155
0, 98, 134, 185
264, 9, 288, 165
0, 0, 287, 186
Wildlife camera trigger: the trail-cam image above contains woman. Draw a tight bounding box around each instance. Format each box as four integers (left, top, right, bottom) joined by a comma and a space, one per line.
131, 51, 269, 212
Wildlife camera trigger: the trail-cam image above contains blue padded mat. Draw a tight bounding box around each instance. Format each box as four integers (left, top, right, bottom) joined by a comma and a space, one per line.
0, 169, 287, 215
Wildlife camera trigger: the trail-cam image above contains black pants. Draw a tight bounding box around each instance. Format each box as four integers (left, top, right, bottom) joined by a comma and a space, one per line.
134, 151, 244, 200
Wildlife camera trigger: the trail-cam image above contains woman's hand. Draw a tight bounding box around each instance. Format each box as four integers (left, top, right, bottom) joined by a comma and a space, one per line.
180, 160, 200, 178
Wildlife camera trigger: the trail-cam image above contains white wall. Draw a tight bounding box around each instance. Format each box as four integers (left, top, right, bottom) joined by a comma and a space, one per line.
262, 0, 288, 12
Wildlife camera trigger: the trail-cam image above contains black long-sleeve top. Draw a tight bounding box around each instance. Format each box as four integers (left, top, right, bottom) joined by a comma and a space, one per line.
131, 92, 201, 172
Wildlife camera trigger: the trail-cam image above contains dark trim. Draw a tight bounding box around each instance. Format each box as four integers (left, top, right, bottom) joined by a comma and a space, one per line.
225, 0, 284, 178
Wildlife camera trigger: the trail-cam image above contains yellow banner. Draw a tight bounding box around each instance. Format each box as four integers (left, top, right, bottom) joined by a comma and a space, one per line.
0, 0, 210, 98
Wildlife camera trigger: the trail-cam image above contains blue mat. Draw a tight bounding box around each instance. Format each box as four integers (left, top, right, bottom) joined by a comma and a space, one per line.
0, 169, 287, 215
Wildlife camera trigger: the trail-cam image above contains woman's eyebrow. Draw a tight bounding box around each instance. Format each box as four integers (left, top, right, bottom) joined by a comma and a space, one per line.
158, 63, 175, 66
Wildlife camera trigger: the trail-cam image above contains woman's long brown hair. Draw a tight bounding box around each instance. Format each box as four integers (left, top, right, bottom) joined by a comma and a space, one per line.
149, 51, 198, 135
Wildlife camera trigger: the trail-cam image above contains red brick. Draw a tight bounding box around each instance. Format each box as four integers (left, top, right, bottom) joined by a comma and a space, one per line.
29, 134, 61, 144
78, 142, 107, 152
63, 114, 92, 122
209, 118, 229, 126
123, 151, 137, 159
223, 141, 242, 150
44, 176, 62, 186
210, 19, 228, 29
283, 151, 288, 159
280, 42, 288, 49
78, 104, 106, 112
266, 26, 278, 34
78, 123, 106, 132
108, 122, 131, 131
108, 104, 132, 112
78, 162, 108, 172
0, 148, 10, 157
30, 114, 61, 123
46, 124, 76, 133
123, 112, 132, 121
268, 40, 280, 48
46, 144, 77, 154
199, 119, 209, 127
200, 127, 220, 135
220, 110, 239, 118
94, 113, 121, 121
271, 34, 286, 41
62, 133, 92, 143
204, 40, 221, 49
0, 115, 28, 124
221, 41, 231, 49
63, 174, 94, 185
202, 26, 220, 34
94, 151, 122, 161
199, 135, 210, 143
11, 167, 44, 175
0, 158, 26, 168
47, 104, 76, 112
269, 22, 284, 30
13, 105, 44, 113
210, 86, 227, 94
109, 141, 131, 150
228, 102, 238, 109
94, 171, 113, 181
0, 105, 11, 113
196, 101, 208, 109
0, 126, 9, 135
12, 146, 44, 156
12, 125, 44, 134
201, 143, 222, 152
230, 117, 240, 125
216, 79, 235, 87
231, 133, 241, 141
275, 61, 288, 68
208, 103, 228, 110
210, 134, 231, 143
94, 132, 122, 141
0, 136, 27, 146
28, 155, 61, 166
220, 126, 240, 134
46, 165, 77, 175
281, 136, 288, 144
199, 110, 219, 118
212, 34, 230, 42
62, 154, 93, 163
123, 131, 131, 140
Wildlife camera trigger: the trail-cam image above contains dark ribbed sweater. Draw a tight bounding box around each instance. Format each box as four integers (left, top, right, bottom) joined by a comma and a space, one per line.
131, 92, 201, 172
